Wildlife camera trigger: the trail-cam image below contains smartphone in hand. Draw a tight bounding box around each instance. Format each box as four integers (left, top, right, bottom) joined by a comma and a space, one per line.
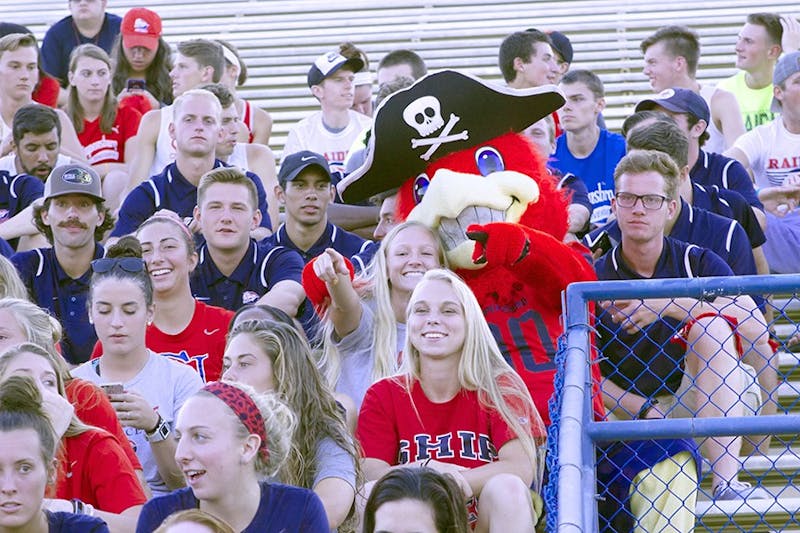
126, 78, 146, 91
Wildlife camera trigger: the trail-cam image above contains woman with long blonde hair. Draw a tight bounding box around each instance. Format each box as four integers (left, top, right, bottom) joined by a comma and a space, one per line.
309, 221, 446, 413
357, 269, 544, 532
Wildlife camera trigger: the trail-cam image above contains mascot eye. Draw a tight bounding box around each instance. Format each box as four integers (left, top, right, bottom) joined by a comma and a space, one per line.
413, 173, 430, 204
475, 147, 505, 176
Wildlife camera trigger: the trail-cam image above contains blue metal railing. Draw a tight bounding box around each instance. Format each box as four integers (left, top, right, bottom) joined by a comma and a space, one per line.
553, 274, 800, 531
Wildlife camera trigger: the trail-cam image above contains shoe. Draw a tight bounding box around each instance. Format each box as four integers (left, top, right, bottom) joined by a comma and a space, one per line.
713, 480, 771, 500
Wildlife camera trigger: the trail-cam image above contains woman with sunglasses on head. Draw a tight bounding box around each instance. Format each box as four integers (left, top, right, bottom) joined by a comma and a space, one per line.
222, 319, 358, 530
72, 236, 204, 497
0, 342, 145, 530
136, 381, 328, 532
358, 269, 544, 532
0, 375, 109, 532
307, 221, 446, 415
91, 211, 234, 383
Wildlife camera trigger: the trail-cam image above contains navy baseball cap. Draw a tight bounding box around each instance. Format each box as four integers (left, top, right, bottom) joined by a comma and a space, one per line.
44, 164, 104, 202
279, 151, 332, 183
547, 31, 573, 64
635, 87, 710, 125
307, 51, 364, 87
772, 51, 800, 112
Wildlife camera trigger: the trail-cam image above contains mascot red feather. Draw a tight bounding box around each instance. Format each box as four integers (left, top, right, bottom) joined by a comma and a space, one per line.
337, 70, 603, 424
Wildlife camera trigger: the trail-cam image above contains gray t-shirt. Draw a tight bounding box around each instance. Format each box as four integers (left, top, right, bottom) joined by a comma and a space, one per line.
314, 437, 356, 489
72, 351, 203, 496
334, 300, 405, 411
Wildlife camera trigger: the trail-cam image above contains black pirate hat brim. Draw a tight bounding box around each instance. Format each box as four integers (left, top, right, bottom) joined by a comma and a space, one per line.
338, 69, 565, 204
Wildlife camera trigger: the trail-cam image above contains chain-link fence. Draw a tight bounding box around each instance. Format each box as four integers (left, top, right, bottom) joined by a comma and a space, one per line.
548, 275, 800, 532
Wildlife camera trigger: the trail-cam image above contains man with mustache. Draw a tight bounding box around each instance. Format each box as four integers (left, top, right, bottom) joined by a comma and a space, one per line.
12, 163, 114, 365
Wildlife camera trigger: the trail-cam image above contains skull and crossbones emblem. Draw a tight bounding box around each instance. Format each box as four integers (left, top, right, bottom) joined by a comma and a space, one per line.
402, 96, 469, 161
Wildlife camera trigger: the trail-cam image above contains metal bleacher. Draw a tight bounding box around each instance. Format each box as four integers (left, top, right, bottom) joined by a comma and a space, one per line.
5, 0, 794, 158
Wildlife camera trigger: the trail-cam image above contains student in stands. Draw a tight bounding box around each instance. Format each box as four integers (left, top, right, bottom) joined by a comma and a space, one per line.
340, 41, 373, 117
153, 509, 234, 533
306, 220, 444, 411
136, 381, 328, 532
12, 164, 114, 365
719, 13, 800, 130
358, 269, 544, 531
0, 375, 110, 532
282, 50, 371, 177
363, 467, 470, 533
217, 40, 272, 145
376, 49, 427, 86
499, 29, 559, 89
728, 52, 800, 274
127, 39, 224, 186
40, 0, 121, 87
111, 88, 272, 240
0, 22, 61, 108
72, 237, 204, 497
202, 82, 280, 229
640, 25, 746, 152
190, 167, 305, 315
66, 44, 141, 211
0, 34, 86, 162
223, 319, 358, 530
0, 343, 145, 530
595, 149, 768, 502
111, 8, 174, 109
552, 69, 626, 228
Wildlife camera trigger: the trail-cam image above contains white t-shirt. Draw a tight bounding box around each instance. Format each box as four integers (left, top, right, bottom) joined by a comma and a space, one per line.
281, 110, 372, 176
732, 118, 800, 188
226, 142, 249, 170
148, 105, 176, 178
72, 351, 203, 496
700, 84, 726, 155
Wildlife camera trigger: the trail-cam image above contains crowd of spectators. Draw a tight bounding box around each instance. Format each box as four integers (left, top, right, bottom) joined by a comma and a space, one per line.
0, 5, 798, 532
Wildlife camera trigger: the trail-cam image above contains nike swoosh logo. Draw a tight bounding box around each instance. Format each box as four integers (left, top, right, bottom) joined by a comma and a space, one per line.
204, 328, 220, 335
301, 156, 315, 162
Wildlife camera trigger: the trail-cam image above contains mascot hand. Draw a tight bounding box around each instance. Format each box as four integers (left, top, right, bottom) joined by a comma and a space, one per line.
466, 222, 530, 267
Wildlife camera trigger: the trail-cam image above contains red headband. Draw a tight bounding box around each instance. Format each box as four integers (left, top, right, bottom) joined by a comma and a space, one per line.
203, 381, 269, 463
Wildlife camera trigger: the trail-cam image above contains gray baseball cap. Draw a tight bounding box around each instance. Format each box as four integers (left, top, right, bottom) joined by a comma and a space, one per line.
44, 164, 104, 202
772, 51, 800, 113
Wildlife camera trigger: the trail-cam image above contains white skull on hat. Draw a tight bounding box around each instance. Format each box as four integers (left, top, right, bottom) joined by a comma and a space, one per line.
403, 96, 444, 137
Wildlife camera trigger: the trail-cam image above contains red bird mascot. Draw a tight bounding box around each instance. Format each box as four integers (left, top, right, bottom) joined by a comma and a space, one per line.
337, 70, 603, 425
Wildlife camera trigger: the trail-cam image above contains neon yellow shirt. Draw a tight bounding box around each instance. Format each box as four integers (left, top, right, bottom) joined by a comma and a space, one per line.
718, 71, 776, 131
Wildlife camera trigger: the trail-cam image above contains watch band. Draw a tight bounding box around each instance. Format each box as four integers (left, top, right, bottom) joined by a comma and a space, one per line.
145, 414, 170, 443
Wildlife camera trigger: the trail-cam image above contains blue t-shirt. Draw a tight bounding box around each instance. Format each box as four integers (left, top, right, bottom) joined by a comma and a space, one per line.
691, 150, 763, 210
191, 240, 304, 311
47, 510, 109, 532
0, 170, 45, 250
12, 244, 103, 364
595, 237, 734, 396
551, 129, 626, 227
0, 237, 12, 258
112, 161, 271, 237
265, 222, 376, 270
135, 481, 328, 533
41, 14, 122, 85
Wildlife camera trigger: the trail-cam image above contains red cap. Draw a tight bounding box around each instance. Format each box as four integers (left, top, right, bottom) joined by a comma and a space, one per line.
121, 8, 162, 50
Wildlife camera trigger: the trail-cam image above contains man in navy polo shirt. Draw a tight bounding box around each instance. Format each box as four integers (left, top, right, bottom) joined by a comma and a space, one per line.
111, 88, 271, 241
267, 150, 375, 271
634, 88, 765, 226
596, 150, 768, 514
191, 166, 305, 316
12, 163, 114, 364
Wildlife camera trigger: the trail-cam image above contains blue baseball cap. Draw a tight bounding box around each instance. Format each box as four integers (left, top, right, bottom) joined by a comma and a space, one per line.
635, 87, 711, 126
278, 151, 332, 183
307, 51, 364, 87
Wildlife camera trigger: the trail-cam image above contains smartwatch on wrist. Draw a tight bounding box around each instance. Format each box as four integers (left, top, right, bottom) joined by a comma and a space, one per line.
145, 413, 170, 443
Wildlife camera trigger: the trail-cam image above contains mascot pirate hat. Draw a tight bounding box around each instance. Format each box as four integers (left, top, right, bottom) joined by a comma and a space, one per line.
338, 70, 565, 203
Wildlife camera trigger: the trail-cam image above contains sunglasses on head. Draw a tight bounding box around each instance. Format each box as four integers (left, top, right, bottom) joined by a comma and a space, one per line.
91, 257, 145, 274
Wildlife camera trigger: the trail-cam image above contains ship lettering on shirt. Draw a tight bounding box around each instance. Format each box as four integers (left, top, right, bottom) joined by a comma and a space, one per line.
161, 350, 210, 382
398, 431, 496, 464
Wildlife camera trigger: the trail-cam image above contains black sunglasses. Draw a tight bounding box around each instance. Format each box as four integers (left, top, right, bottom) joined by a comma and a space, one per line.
91, 257, 145, 274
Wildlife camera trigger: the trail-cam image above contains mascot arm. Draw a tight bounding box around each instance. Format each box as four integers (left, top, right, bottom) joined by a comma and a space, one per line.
467, 221, 595, 307
301, 253, 358, 331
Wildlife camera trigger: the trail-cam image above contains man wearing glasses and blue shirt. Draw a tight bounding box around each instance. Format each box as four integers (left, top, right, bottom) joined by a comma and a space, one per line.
12, 163, 113, 364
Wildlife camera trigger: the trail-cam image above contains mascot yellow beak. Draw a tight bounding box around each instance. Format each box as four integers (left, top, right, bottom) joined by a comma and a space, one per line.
407, 168, 540, 270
